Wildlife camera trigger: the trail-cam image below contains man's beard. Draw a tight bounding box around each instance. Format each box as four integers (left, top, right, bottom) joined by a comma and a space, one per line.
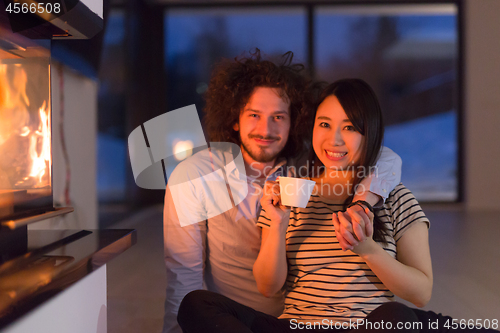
240, 135, 284, 163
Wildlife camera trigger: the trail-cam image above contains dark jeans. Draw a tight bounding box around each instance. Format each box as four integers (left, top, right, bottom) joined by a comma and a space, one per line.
177, 290, 498, 333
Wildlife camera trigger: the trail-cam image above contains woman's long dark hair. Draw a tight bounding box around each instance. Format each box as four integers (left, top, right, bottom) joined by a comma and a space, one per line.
309, 79, 389, 244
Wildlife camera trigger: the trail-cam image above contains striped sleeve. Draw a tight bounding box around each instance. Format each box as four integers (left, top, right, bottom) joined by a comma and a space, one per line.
257, 207, 271, 228
388, 184, 430, 242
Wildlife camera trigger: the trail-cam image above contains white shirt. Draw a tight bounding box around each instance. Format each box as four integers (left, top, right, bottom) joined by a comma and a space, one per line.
162, 146, 401, 333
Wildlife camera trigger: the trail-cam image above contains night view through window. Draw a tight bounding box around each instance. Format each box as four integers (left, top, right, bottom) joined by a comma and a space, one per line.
98, 4, 458, 203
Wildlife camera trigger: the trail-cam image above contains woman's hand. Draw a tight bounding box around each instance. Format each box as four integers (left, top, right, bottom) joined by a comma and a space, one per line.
260, 180, 291, 225
333, 205, 375, 253
349, 207, 378, 255
254, 179, 290, 297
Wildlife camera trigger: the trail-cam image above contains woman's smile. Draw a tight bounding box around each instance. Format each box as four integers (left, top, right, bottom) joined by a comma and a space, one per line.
324, 150, 348, 160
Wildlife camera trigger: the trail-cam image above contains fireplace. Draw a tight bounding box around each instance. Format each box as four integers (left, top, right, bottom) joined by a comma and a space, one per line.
0, 30, 52, 223
0, 0, 103, 232
0, 25, 73, 262
0, 7, 136, 332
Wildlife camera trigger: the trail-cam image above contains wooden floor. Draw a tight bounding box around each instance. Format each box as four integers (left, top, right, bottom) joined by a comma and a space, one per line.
106, 204, 500, 333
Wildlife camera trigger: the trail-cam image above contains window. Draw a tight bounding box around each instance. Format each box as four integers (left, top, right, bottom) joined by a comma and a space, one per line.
97, 9, 127, 203
100, 3, 460, 203
315, 4, 458, 200
165, 7, 307, 114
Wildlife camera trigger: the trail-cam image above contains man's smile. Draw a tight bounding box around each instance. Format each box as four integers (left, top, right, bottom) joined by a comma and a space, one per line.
250, 135, 280, 147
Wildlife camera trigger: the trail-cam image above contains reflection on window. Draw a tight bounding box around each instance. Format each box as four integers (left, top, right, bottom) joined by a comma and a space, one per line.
315, 4, 458, 201
165, 8, 307, 113
97, 9, 127, 203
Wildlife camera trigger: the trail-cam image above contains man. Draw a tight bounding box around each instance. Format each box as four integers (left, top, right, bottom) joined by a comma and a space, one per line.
163, 50, 402, 333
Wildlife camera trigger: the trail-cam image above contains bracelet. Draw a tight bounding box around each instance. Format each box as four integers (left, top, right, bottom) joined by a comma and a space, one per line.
347, 200, 374, 214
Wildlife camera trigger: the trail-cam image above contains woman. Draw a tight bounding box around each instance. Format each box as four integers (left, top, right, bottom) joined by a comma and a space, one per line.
177, 79, 497, 333
254, 78, 431, 327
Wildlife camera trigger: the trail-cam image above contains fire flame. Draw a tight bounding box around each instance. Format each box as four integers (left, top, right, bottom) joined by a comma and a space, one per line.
27, 101, 51, 184
0, 64, 51, 188
0, 64, 30, 146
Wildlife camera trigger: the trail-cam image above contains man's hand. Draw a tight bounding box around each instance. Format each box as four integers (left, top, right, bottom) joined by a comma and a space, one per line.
353, 189, 382, 208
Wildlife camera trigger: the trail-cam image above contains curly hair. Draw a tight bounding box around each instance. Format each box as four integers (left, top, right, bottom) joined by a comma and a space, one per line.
203, 49, 311, 160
